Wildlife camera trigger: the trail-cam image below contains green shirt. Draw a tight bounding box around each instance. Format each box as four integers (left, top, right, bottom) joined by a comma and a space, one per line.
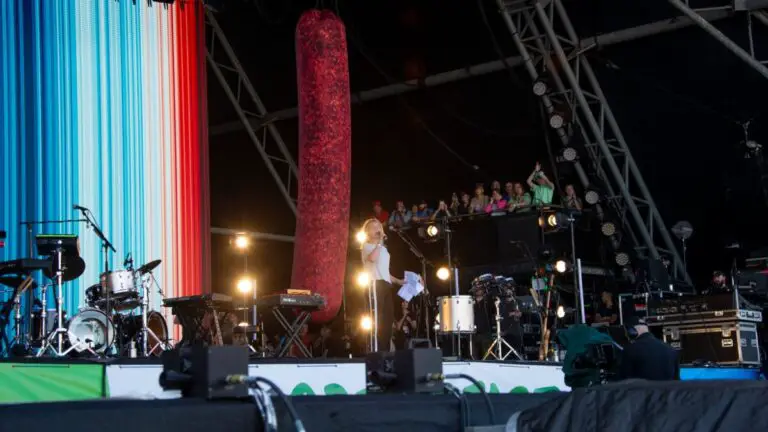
531, 184, 554, 205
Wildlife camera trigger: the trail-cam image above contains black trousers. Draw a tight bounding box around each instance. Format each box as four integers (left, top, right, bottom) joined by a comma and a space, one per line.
373, 280, 394, 352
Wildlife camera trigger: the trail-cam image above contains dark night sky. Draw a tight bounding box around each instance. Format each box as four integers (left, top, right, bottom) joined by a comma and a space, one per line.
207, 0, 768, 312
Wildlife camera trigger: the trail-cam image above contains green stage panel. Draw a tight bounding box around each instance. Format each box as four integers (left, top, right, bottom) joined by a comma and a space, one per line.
0, 363, 105, 403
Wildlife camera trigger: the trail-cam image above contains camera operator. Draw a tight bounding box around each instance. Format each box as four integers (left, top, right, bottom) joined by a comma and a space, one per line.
618, 316, 679, 381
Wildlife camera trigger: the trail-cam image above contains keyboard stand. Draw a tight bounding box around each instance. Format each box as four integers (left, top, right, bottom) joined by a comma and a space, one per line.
273, 308, 313, 358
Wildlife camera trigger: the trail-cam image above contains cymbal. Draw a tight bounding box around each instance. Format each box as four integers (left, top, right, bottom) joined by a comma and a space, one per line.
137, 259, 161, 275
43, 256, 86, 282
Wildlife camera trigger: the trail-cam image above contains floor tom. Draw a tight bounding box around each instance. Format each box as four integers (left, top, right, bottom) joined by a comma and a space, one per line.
437, 295, 475, 334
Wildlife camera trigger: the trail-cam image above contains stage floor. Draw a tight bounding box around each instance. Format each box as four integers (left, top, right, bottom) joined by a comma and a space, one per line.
0, 357, 760, 403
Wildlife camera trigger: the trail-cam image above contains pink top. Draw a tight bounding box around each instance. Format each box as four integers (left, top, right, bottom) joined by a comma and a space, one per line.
485, 200, 507, 213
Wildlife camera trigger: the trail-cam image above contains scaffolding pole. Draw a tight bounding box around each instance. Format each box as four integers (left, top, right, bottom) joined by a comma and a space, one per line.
500, 0, 691, 284
667, 0, 768, 79
210, 9, 733, 136
205, 7, 298, 216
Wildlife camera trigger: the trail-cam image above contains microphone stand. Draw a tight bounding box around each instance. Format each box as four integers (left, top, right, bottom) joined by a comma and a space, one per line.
393, 228, 433, 339
74, 207, 116, 354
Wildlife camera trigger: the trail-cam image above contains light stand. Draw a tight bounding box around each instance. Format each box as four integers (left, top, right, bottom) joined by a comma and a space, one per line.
483, 297, 523, 360
566, 213, 582, 324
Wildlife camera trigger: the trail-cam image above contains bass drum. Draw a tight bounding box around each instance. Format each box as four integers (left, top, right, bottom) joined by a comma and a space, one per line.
120, 312, 168, 356
67, 308, 115, 354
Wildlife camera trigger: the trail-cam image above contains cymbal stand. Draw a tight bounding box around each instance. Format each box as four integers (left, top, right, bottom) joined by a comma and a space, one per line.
148, 271, 174, 348
140, 273, 166, 356
483, 297, 523, 360
38, 248, 97, 357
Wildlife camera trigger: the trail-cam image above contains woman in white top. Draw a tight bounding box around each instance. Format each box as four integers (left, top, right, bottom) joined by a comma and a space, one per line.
361, 218, 405, 352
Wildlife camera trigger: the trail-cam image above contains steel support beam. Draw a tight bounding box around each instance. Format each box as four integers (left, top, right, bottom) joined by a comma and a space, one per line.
205, 7, 298, 216
500, 0, 691, 284
210, 9, 733, 136
667, 0, 768, 77
211, 227, 295, 243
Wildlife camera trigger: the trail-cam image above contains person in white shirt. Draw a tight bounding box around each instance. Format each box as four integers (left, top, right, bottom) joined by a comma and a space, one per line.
361, 218, 405, 352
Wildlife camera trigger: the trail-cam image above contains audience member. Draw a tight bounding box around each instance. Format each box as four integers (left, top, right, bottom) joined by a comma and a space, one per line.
412, 200, 433, 222
485, 190, 507, 213
508, 182, 531, 212
503, 182, 514, 201
491, 180, 502, 193
470, 184, 489, 213
372, 201, 389, 225
388, 200, 412, 229
526, 163, 554, 205
562, 184, 583, 210
431, 200, 452, 220
455, 192, 471, 215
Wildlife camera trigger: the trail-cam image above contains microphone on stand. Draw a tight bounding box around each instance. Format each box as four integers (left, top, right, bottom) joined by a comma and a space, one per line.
73, 204, 88, 211
124, 253, 134, 270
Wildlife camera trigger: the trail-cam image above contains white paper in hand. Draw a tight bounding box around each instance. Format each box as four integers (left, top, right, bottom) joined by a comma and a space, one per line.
397, 271, 424, 302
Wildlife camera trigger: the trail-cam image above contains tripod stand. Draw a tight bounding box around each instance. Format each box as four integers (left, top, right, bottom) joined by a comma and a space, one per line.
483, 297, 522, 360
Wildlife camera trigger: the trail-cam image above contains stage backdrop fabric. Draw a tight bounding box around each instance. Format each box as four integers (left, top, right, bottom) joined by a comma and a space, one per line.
0, 0, 209, 330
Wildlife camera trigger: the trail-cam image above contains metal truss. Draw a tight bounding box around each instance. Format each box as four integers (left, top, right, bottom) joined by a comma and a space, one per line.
204, 7, 298, 216
669, 0, 768, 80
498, 0, 692, 284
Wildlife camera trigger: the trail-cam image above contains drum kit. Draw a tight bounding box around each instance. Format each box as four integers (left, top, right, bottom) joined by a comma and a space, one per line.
434, 273, 523, 360
0, 207, 170, 358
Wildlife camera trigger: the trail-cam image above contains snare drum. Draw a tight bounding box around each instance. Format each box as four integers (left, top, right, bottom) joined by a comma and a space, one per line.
437, 295, 475, 334
100, 270, 137, 299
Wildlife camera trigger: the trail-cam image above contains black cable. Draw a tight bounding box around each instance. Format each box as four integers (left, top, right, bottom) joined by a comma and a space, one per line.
249, 376, 306, 432
445, 373, 496, 424
444, 383, 469, 428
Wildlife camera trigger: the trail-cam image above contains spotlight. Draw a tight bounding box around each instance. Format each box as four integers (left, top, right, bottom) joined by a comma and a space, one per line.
584, 190, 600, 205
356, 271, 371, 288
436, 267, 450, 281
615, 252, 630, 266
426, 224, 440, 238
237, 321, 249, 328
601, 222, 616, 236
545, 212, 569, 229
549, 112, 565, 129
236, 277, 253, 293
532, 79, 548, 96
556, 305, 565, 319
561, 147, 578, 162
360, 315, 372, 331
233, 234, 250, 250
355, 230, 367, 244
554, 260, 568, 273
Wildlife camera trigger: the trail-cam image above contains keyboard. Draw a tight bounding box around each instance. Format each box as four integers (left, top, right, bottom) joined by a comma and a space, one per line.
0, 258, 52, 276
257, 293, 325, 310
163, 293, 233, 309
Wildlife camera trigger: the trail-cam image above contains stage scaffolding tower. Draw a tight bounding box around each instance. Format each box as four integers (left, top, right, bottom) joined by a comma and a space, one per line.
204, 7, 299, 217
497, 0, 692, 285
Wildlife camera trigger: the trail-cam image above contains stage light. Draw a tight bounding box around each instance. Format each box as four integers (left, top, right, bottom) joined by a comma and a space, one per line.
236, 277, 253, 293
585, 190, 600, 205
436, 266, 450, 281
532, 79, 548, 96
561, 147, 578, 162
355, 230, 367, 244
426, 224, 440, 238
546, 212, 569, 228
233, 233, 250, 250
554, 260, 568, 273
360, 315, 372, 331
356, 271, 371, 288
549, 112, 565, 129
238, 321, 249, 328
601, 222, 616, 237
615, 252, 630, 266
556, 305, 565, 318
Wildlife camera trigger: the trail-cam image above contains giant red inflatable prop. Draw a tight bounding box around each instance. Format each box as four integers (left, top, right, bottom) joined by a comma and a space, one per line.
291, 10, 352, 323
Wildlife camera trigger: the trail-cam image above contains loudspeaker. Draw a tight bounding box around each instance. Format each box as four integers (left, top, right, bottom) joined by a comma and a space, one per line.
160, 345, 249, 399
366, 348, 444, 394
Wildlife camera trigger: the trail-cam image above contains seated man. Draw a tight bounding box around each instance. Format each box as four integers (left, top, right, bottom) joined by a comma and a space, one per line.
526, 162, 554, 206
619, 316, 679, 381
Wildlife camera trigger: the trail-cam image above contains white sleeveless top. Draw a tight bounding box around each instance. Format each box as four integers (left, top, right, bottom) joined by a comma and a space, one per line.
361, 242, 391, 283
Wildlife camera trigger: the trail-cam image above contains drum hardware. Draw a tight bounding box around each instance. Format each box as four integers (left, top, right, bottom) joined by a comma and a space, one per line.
483, 297, 523, 360
37, 237, 96, 357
